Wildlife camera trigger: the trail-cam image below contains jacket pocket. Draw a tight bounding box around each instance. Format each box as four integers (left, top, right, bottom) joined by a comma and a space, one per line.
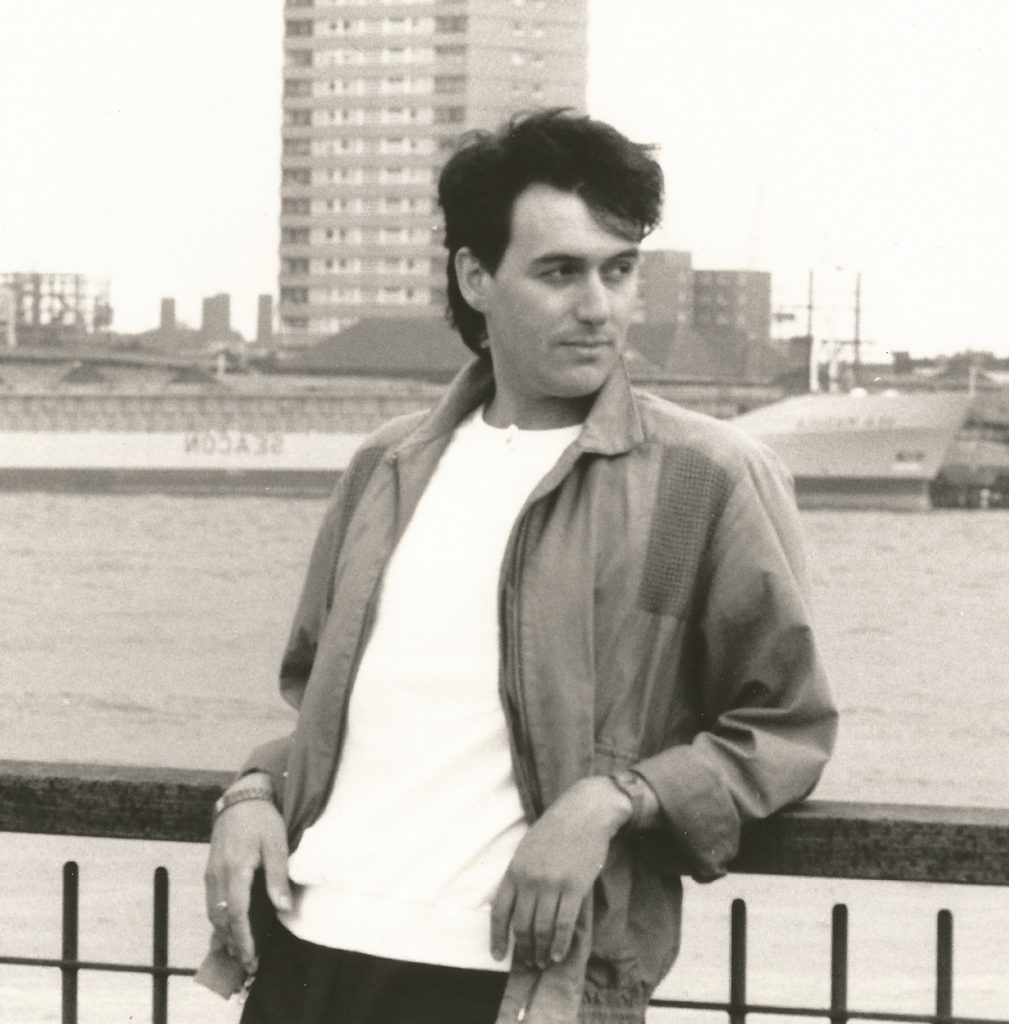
626, 838, 683, 987
586, 831, 684, 997
586, 838, 641, 990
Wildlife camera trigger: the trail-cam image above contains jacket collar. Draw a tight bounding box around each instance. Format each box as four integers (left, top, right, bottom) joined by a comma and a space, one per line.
389, 353, 646, 457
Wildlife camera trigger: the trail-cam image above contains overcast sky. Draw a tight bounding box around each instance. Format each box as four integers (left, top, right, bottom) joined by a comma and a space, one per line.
1, 1, 1007, 356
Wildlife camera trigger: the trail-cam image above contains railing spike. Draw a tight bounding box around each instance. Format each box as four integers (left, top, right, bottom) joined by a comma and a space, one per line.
936, 908, 954, 1020
830, 903, 848, 1024
729, 898, 747, 1024
61, 861, 79, 1024
152, 866, 169, 1024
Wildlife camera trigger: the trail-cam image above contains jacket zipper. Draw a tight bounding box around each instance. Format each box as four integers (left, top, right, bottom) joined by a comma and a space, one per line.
516, 969, 543, 1022
505, 511, 545, 820
503, 445, 588, 823
506, 453, 585, 1021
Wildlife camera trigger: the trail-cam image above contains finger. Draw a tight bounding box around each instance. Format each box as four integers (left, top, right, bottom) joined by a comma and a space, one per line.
207, 896, 231, 933
532, 891, 561, 969
510, 889, 538, 967
550, 890, 583, 964
490, 878, 516, 961
204, 864, 228, 925
261, 829, 292, 912
204, 862, 237, 948
225, 866, 257, 972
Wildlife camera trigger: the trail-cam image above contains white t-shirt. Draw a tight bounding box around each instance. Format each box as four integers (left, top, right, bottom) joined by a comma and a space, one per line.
279, 406, 581, 970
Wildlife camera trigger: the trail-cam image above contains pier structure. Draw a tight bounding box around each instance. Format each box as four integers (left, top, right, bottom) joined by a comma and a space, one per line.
3, 760, 1009, 1023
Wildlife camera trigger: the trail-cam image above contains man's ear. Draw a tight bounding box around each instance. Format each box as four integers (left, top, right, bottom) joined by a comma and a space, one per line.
455, 247, 491, 312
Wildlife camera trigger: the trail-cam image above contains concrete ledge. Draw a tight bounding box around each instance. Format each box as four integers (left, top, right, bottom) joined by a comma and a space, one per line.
4, 760, 1009, 885
0, 760, 231, 845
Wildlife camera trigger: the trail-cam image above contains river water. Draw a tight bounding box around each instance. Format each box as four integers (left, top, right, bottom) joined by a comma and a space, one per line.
1, 493, 1007, 1022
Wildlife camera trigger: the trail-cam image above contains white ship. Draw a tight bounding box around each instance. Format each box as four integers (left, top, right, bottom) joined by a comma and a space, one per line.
0, 355, 440, 495
5, 347, 1006, 507
734, 388, 1009, 510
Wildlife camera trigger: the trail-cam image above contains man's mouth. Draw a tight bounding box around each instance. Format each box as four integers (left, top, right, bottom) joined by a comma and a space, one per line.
559, 338, 612, 349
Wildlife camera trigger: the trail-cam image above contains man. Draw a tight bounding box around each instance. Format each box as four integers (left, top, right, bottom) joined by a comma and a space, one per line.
201, 110, 836, 1024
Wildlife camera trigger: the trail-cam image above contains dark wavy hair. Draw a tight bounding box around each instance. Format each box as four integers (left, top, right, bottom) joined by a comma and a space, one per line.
437, 109, 664, 356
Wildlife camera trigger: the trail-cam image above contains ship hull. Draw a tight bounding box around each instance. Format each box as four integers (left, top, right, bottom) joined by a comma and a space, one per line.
0, 429, 366, 496
792, 475, 933, 511
733, 392, 976, 511
0, 465, 343, 496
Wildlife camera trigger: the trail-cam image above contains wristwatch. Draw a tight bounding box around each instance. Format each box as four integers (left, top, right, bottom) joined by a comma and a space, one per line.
213, 780, 275, 821
608, 769, 656, 830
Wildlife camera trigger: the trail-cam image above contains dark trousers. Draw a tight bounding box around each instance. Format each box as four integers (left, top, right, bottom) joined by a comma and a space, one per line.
240, 924, 508, 1024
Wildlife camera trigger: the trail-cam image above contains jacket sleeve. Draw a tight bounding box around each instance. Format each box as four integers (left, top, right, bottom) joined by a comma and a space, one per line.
238, 445, 386, 791
633, 446, 838, 881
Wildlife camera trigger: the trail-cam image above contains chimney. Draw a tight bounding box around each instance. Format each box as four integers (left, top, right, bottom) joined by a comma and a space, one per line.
201, 293, 231, 340
160, 297, 176, 331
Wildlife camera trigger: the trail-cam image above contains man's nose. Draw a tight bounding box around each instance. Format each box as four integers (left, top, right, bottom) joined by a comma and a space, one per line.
574, 273, 610, 324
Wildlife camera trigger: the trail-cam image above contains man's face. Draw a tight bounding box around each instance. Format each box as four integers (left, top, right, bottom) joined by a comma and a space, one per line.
457, 184, 641, 426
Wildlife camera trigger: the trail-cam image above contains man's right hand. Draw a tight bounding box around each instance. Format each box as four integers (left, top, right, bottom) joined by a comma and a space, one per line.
204, 773, 292, 974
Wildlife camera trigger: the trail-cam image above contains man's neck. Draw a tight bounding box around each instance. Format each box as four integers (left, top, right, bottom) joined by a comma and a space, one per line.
482, 393, 593, 430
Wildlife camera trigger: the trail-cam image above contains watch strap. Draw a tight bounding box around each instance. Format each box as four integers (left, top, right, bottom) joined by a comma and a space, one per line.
609, 769, 655, 830
213, 782, 275, 822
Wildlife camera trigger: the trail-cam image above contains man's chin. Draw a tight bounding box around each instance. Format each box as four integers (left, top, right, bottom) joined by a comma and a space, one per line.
547, 361, 617, 399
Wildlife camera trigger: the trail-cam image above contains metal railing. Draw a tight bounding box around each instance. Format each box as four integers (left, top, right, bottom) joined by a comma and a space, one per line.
2, 759, 1009, 1024
652, 901, 970, 1024
1, 861, 186, 1024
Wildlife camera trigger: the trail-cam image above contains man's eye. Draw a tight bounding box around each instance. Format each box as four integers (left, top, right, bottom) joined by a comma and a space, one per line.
604, 262, 636, 282
542, 264, 578, 280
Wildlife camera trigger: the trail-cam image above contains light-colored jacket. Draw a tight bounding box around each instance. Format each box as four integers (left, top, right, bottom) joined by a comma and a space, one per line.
213, 356, 837, 1023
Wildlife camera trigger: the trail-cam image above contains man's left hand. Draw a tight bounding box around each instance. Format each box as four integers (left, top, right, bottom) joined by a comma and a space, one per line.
490, 776, 632, 969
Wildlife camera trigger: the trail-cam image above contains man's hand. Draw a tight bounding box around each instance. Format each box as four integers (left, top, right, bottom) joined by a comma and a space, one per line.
204, 773, 292, 974
491, 776, 632, 969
